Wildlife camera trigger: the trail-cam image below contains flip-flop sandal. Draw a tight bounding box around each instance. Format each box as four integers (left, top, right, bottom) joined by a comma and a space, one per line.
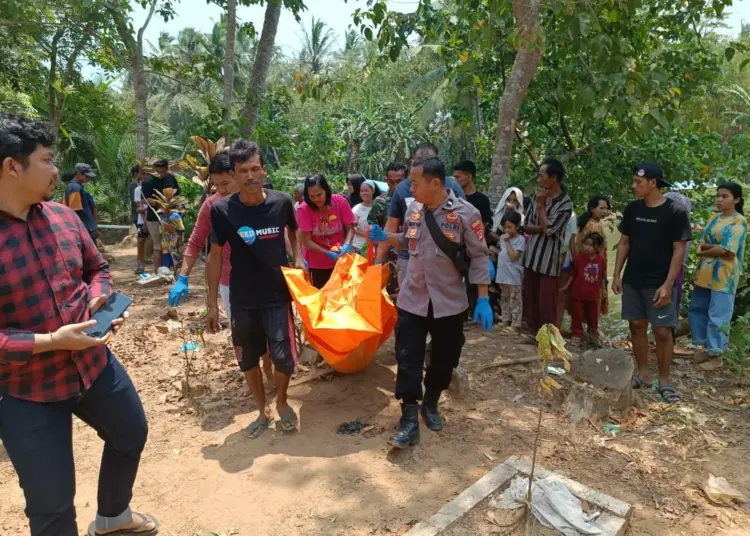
279, 408, 299, 432
243, 418, 274, 440
632, 375, 646, 389
88, 512, 158, 535
658, 384, 681, 404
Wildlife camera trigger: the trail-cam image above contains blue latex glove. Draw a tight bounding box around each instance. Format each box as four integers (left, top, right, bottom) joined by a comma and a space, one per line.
368, 224, 387, 243
326, 250, 339, 262
473, 296, 493, 332
340, 243, 353, 256
488, 258, 496, 281
169, 275, 189, 306
374, 259, 384, 265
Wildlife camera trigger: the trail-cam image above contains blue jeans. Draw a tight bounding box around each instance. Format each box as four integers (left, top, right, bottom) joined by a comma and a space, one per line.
689, 286, 735, 356
0, 353, 148, 536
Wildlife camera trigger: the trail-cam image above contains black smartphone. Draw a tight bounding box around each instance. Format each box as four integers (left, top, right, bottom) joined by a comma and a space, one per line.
84, 292, 133, 338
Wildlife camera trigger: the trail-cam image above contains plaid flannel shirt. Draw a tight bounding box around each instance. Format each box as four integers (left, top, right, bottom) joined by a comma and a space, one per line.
0, 202, 112, 402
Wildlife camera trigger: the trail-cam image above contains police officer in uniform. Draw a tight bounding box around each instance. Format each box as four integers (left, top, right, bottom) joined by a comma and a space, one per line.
369, 156, 494, 448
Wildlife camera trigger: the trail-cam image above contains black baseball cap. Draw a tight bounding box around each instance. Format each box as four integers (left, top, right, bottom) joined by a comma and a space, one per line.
634, 162, 671, 188
75, 163, 97, 178
154, 158, 169, 168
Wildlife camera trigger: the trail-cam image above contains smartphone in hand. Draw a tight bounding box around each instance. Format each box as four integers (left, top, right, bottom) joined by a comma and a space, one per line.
84, 292, 133, 338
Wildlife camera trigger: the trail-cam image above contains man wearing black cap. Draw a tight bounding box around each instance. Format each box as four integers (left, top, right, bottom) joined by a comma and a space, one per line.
613, 163, 691, 403
62, 163, 98, 243
141, 158, 180, 269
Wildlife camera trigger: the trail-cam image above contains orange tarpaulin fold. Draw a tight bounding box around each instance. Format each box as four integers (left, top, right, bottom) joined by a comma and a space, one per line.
282, 253, 396, 374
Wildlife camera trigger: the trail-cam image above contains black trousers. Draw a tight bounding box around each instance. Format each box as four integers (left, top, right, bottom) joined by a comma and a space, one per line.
395, 304, 465, 403
0, 354, 148, 536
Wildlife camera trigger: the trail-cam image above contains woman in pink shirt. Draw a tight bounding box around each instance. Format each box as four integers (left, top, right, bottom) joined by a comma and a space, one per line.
296, 174, 356, 288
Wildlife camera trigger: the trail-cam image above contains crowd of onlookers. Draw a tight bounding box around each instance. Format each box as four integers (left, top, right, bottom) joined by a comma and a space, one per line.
62, 147, 748, 404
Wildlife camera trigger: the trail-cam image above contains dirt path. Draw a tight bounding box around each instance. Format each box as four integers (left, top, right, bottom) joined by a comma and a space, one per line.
2, 246, 749, 536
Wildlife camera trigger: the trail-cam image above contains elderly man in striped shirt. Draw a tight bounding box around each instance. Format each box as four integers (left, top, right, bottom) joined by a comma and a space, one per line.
522, 158, 574, 336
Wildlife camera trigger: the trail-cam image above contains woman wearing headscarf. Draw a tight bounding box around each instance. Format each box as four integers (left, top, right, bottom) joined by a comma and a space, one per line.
352, 180, 380, 254
491, 187, 525, 236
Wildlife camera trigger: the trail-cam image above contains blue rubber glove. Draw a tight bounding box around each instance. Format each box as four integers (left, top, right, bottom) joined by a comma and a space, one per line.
340, 243, 353, 256
368, 224, 387, 243
473, 296, 493, 332
326, 250, 339, 262
169, 275, 189, 306
488, 258, 496, 281
374, 259, 384, 265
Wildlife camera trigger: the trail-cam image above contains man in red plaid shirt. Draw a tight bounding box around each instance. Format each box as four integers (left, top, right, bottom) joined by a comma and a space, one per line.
0, 114, 158, 536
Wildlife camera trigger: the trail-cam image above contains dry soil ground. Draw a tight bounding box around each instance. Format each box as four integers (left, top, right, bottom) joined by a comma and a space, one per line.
1, 245, 749, 536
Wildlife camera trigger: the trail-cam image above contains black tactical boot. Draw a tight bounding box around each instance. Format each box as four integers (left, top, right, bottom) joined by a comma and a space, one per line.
389, 403, 420, 448
420, 403, 443, 431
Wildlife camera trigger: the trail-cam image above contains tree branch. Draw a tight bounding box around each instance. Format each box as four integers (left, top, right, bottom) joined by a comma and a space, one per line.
137, 0, 159, 50
48, 29, 64, 116
515, 128, 540, 169
62, 22, 95, 88
559, 112, 576, 152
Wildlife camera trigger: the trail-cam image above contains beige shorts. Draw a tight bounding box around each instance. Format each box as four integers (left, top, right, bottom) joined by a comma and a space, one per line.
146, 221, 162, 251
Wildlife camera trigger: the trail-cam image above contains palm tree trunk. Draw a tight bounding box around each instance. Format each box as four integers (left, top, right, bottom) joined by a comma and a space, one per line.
222, 0, 237, 128
239, 0, 282, 138
488, 0, 544, 206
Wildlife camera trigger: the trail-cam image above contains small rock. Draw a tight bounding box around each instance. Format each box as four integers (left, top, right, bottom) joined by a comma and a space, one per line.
155, 324, 171, 334
168, 369, 180, 378
161, 308, 179, 321
299, 346, 318, 365
158, 393, 168, 404
449, 366, 470, 398
201, 400, 229, 411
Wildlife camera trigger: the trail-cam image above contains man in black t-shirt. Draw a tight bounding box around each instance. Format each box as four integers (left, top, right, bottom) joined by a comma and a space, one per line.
206, 140, 305, 438
613, 163, 691, 404
453, 160, 493, 317
140, 158, 181, 269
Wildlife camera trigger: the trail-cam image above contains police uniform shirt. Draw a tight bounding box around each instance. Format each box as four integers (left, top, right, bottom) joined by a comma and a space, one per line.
397, 190, 490, 318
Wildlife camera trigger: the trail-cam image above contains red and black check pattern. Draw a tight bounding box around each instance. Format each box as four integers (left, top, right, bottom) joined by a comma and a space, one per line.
0, 202, 112, 402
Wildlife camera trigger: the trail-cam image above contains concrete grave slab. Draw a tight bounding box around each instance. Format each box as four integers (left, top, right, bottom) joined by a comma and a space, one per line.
404, 456, 632, 536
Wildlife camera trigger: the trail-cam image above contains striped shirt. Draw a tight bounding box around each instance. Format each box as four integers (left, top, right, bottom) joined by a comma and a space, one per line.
522, 192, 573, 276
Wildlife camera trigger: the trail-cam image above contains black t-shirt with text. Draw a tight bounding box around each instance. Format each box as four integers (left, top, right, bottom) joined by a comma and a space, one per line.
619, 198, 691, 289
466, 191, 493, 225
210, 190, 298, 310
141, 173, 181, 222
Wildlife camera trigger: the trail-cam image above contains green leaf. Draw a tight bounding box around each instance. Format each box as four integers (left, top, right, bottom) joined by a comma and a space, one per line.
364, 27, 373, 41
649, 109, 669, 130
580, 87, 595, 105
579, 13, 591, 36
725, 47, 736, 62
594, 104, 608, 119
389, 45, 400, 62
741, 59, 750, 71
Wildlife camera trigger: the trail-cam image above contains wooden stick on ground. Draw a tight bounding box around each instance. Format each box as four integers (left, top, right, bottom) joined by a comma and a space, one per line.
479, 356, 540, 372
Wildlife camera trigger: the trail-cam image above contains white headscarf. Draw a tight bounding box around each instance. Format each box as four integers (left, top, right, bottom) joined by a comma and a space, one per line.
492, 187, 525, 232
